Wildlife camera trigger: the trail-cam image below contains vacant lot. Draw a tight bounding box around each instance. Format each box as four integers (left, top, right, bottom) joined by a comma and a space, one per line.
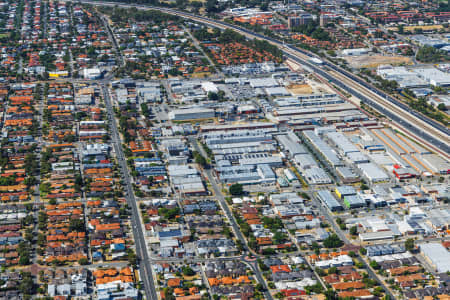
345, 55, 413, 68
287, 84, 313, 94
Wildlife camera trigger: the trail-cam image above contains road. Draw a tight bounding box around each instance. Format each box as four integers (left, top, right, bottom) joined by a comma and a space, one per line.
54, 2, 448, 298
189, 136, 273, 300
101, 83, 158, 300
310, 192, 396, 299
68, 0, 450, 158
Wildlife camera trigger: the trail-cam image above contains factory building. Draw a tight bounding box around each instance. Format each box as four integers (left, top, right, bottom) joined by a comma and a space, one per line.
169, 108, 215, 121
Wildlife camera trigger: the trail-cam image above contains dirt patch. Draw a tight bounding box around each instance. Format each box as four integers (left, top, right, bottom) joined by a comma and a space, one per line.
191, 72, 213, 78
287, 84, 313, 94
387, 25, 444, 32
344, 55, 412, 69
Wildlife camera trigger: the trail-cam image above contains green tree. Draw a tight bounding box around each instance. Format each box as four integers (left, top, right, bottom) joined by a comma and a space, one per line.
182, 266, 195, 276
405, 238, 415, 251
229, 183, 243, 196
69, 219, 84, 232
370, 260, 380, 269
18, 272, 34, 295
194, 153, 207, 167
437, 103, 446, 111
323, 233, 343, 248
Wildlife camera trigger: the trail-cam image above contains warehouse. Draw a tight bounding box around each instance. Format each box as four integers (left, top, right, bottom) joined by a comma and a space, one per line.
274, 94, 344, 107
294, 153, 318, 171
276, 131, 308, 158
216, 164, 276, 184
200, 122, 277, 133
359, 230, 394, 242
265, 87, 291, 96
336, 167, 360, 183
346, 152, 370, 164
420, 243, 450, 273
275, 102, 356, 116
239, 155, 283, 167
302, 130, 343, 167
316, 190, 343, 212
325, 131, 359, 155
417, 154, 450, 175
284, 169, 297, 182
303, 167, 332, 185
169, 108, 215, 121
335, 186, 357, 199
360, 193, 387, 208
358, 163, 390, 183
203, 130, 272, 145
341, 48, 370, 56
201, 81, 219, 93
137, 84, 161, 103
212, 144, 275, 156
248, 77, 279, 88
343, 195, 366, 209
413, 68, 450, 87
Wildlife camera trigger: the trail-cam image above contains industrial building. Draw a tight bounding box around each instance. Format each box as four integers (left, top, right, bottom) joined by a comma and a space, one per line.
358, 163, 390, 184
302, 130, 343, 168
276, 131, 308, 158
169, 108, 215, 121
420, 243, 450, 273
316, 190, 343, 212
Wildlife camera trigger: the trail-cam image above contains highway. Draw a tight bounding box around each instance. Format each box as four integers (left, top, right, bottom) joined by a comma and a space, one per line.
74, 0, 450, 158
61, 2, 449, 299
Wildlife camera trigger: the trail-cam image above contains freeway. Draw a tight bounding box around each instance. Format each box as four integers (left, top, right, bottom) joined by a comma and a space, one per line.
75, 0, 450, 157
101, 83, 158, 300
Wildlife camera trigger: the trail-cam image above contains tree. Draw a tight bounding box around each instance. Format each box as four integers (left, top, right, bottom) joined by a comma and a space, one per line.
208, 91, 219, 100
324, 288, 338, 300
19, 253, 30, 265
370, 260, 380, 269
127, 250, 138, 266
405, 238, 415, 252
182, 266, 195, 276
69, 219, 84, 232
24, 176, 37, 188
194, 153, 207, 167
416, 45, 449, 63
78, 258, 89, 265
229, 183, 243, 196
273, 231, 285, 244
323, 233, 343, 248
18, 272, 34, 295
350, 225, 358, 236
255, 283, 264, 292
328, 266, 338, 274
437, 103, 446, 111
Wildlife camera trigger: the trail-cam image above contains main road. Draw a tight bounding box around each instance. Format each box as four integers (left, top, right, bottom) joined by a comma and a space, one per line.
101, 82, 158, 300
